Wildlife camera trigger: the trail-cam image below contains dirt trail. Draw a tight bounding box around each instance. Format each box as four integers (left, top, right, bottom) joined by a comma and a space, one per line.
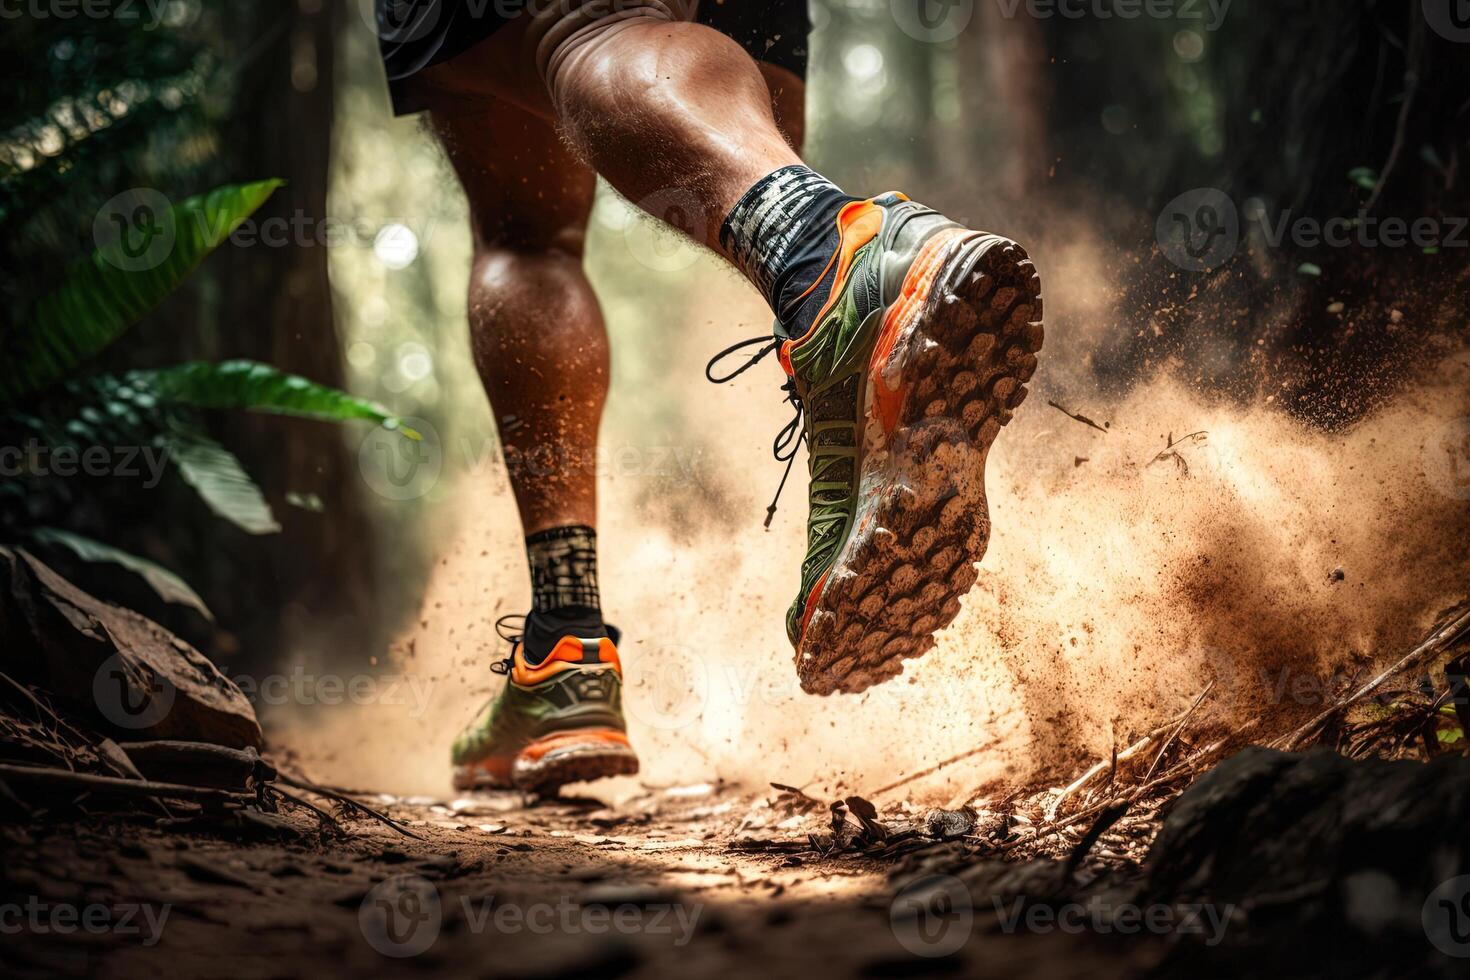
4, 784, 1159, 979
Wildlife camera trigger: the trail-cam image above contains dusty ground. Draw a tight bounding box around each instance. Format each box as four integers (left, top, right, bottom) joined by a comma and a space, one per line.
2, 781, 1169, 979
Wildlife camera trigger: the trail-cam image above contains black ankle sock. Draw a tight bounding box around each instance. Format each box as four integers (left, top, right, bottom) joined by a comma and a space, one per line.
525, 525, 601, 624
720, 165, 858, 338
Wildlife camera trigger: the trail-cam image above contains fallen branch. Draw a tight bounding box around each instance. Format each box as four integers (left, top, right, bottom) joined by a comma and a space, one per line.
869, 739, 998, 799
121, 740, 276, 791
0, 671, 95, 763
0, 762, 250, 806
998, 718, 1257, 857
1050, 732, 1153, 819
270, 785, 346, 835
1275, 601, 1470, 751
1048, 682, 1215, 818
1141, 680, 1216, 784
276, 772, 425, 841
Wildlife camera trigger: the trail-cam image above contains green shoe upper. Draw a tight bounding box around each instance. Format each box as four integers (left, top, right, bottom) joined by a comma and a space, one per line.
451, 617, 626, 768
705, 194, 964, 649
780, 195, 962, 645
782, 235, 887, 643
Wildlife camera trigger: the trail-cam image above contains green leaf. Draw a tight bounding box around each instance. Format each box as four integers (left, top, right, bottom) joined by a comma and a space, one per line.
1, 180, 284, 405
31, 527, 214, 622
167, 432, 282, 535
127, 360, 420, 438
1297, 262, 1323, 278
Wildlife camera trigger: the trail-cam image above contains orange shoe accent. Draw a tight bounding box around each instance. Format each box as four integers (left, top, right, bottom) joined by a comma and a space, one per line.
511, 636, 622, 686
870, 227, 970, 435
517, 728, 631, 763
457, 754, 513, 782
790, 200, 887, 349
797, 570, 830, 647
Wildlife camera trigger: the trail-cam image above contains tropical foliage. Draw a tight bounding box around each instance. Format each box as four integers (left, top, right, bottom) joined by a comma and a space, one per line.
0, 180, 413, 617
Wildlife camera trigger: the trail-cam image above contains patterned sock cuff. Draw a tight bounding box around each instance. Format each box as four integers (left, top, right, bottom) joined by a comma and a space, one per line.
526, 524, 600, 614
720, 164, 847, 302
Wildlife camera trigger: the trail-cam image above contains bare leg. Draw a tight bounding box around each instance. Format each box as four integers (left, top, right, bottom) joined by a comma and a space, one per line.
430, 97, 605, 535
549, 20, 803, 255
422, 58, 804, 532
428, 66, 815, 791
418, 11, 805, 257
759, 62, 807, 153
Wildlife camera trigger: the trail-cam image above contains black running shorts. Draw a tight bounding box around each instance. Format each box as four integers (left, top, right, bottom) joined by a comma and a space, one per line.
377, 0, 812, 116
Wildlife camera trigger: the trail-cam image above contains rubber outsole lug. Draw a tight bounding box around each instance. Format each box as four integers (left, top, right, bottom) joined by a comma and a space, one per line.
796, 239, 1044, 696
513, 744, 640, 796
452, 737, 640, 796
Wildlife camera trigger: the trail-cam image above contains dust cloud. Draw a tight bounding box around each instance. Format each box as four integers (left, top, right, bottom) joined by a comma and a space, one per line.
278, 206, 1470, 802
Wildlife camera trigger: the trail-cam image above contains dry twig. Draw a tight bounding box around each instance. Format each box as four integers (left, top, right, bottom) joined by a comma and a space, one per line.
1276, 602, 1470, 751
869, 739, 998, 799
1147, 431, 1208, 474
0, 762, 250, 805
276, 771, 425, 840
1047, 400, 1110, 433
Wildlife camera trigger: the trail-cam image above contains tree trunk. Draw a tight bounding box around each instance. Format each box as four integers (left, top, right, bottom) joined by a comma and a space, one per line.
205, 0, 377, 668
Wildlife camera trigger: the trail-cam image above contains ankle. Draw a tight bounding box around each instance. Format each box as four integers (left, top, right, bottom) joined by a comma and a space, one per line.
719, 165, 857, 338
525, 524, 602, 621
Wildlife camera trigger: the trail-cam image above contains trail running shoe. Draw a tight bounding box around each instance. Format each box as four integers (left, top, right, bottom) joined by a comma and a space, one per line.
451, 613, 639, 794
720, 194, 1044, 695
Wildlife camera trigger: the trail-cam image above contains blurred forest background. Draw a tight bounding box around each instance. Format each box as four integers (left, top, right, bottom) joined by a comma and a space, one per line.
2, 0, 1466, 692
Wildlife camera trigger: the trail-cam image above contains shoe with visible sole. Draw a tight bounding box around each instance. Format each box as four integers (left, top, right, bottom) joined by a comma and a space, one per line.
451, 613, 639, 794
779, 194, 1044, 695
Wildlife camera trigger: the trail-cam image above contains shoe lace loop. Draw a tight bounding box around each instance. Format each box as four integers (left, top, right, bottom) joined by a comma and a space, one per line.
705, 336, 806, 529
489, 613, 526, 675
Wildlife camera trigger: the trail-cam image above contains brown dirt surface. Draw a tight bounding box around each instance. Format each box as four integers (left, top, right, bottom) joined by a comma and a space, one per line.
1, 781, 1165, 979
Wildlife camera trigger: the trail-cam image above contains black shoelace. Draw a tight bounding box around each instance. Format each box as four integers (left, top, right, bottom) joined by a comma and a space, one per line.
705, 336, 805, 528
488, 613, 525, 676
